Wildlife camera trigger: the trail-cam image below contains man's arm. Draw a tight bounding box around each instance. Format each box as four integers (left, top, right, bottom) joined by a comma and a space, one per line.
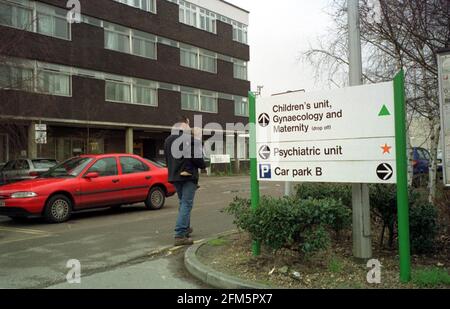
191, 138, 206, 170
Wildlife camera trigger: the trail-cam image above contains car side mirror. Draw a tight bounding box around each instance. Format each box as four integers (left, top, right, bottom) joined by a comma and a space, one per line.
85, 172, 99, 179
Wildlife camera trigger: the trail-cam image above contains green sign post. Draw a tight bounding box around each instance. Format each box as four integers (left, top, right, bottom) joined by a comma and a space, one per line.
248, 71, 411, 282
249, 91, 261, 256
393, 70, 411, 283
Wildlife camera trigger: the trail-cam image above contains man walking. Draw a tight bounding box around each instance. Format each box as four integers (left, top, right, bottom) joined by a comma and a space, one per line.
164, 116, 206, 246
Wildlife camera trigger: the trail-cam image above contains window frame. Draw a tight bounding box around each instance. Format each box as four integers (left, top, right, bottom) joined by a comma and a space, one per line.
36, 68, 72, 97
85, 157, 119, 178
119, 156, 150, 175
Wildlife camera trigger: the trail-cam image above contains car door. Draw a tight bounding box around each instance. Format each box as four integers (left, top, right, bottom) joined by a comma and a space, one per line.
119, 156, 153, 203
79, 157, 123, 208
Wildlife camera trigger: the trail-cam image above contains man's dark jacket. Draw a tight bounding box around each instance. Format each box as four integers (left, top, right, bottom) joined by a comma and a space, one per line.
164, 131, 206, 183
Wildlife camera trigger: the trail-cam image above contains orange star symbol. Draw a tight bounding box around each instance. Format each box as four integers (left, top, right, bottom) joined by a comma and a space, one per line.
381, 144, 392, 154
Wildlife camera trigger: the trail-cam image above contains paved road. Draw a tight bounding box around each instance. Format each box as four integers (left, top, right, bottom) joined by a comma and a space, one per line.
0, 176, 284, 288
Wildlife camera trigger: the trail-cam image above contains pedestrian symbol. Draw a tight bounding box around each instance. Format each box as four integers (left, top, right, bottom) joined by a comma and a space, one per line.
259, 145, 271, 160
376, 163, 393, 181
258, 113, 270, 127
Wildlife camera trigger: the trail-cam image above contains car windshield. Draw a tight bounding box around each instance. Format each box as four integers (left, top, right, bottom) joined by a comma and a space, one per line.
41, 157, 93, 178
32, 159, 58, 169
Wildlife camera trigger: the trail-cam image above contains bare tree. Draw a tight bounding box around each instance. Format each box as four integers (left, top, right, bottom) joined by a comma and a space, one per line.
303, 0, 450, 202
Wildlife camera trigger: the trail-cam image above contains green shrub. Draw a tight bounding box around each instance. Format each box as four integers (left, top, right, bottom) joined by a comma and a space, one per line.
295, 183, 352, 207
409, 201, 439, 254
369, 184, 438, 253
412, 267, 450, 288
226, 196, 351, 254
369, 184, 398, 248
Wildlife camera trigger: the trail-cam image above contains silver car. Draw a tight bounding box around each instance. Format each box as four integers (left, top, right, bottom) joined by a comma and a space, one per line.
0, 158, 58, 185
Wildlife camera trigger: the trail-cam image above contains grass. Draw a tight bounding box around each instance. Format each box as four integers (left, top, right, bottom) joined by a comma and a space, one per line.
412, 267, 450, 288
328, 257, 344, 274
208, 238, 229, 247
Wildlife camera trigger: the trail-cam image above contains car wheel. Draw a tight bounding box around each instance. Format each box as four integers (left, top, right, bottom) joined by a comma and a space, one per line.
44, 194, 72, 223
145, 187, 165, 210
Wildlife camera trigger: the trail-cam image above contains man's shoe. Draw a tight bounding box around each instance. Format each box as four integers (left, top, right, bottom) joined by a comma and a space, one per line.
174, 237, 194, 246
187, 227, 194, 237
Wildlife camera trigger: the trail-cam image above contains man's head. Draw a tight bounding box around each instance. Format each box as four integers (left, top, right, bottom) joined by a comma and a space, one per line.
173, 115, 191, 131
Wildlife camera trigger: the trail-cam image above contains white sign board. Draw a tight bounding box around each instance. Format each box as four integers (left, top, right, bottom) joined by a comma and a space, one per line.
438, 51, 450, 186
35, 124, 47, 131
210, 154, 231, 164
256, 82, 396, 184
35, 131, 47, 144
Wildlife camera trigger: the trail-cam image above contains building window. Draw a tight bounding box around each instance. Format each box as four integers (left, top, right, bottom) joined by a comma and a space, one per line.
132, 30, 157, 59
133, 79, 158, 106
232, 21, 248, 44
233, 60, 248, 80
180, 44, 216, 74
0, 65, 34, 91
104, 23, 157, 60
181, 87, 218, 113
105, 25, 131, 54
0, 0, 71, 40
200, 90, 218, 113
106, 80, 132, 103
235, 97, 249, 117
113, 0, 156, 13
199, 8, 216, 33
180, 45, 198, 69
106, 79, 158, 106
179, 0, 198, 28
0, 0, 33, 30
36, 5, 70, 40
181, 88, 199, 111
37, 69, 71, 96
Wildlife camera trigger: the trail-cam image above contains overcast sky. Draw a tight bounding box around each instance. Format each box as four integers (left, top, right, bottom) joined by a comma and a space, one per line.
225, 0, 334, 97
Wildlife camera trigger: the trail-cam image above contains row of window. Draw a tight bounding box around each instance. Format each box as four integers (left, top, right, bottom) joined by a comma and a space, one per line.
168, 0, 248, 44
0, 64, 71, 96
0, 59, 249, 116
113, 0, 156, 14
0, 0, 70, 39
180, 44, 216, 73
0, 0, 248, 80
104, 22, 158, 60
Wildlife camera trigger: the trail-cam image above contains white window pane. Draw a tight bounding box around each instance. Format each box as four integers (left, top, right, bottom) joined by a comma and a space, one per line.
132, 38, 156, 59
105, 30, 130, 53
38, 71, 70, 96
201, 96, 217, 113
37, 14, 69, 39
181, 93, 199, 111
134, 86, 157, 105
106, 81, 131, 102
0, 3, 32, 30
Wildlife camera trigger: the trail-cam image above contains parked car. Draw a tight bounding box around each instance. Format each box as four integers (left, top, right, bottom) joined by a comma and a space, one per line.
0, 158, 58, 186
411, 147, 431, 175
0, 154, 176, 223
410, 147, 443, 174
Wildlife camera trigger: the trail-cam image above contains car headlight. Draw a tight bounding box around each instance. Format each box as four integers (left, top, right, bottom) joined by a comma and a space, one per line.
10, 192, 38, 199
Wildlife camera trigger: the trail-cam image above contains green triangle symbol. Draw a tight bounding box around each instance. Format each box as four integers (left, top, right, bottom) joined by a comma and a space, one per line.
379, 105, 391, 116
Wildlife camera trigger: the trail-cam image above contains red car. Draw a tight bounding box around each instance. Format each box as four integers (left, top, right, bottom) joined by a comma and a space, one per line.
0, 154, 176, 223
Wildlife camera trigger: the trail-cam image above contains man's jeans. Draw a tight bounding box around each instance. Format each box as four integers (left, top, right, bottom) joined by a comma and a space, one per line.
173, 181, 197, 238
